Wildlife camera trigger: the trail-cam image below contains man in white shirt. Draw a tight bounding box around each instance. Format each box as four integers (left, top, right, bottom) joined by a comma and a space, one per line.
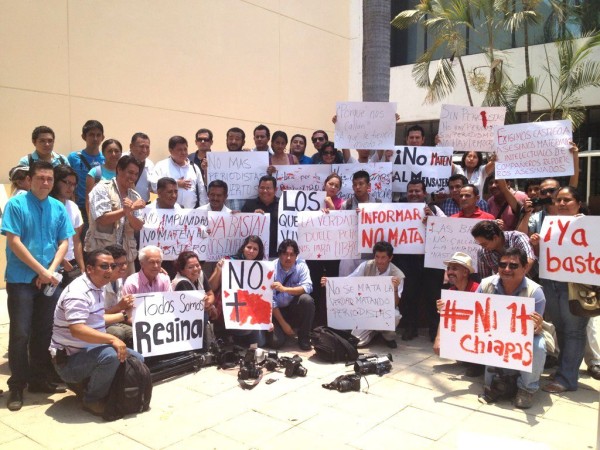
197, 180, 231, 212
128, 132, 154, 203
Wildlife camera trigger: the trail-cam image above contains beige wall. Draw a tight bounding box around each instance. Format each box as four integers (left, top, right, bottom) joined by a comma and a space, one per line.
0, 0, 357, 182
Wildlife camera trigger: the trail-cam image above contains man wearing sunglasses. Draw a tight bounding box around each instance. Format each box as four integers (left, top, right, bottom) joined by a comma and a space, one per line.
309, 130, 343, 164
476, 247, 546, 409
50, 249, 144, 416
190, 128, 213, 186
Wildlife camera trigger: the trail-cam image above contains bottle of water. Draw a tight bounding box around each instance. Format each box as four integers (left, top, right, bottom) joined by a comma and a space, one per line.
44, 272, 63, 296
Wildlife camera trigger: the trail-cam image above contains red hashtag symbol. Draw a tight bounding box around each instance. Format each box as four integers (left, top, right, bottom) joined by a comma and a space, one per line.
441, 300, 474, 332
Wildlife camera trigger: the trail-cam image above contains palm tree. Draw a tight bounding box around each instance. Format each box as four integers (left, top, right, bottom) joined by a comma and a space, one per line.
363, 1, 391, 101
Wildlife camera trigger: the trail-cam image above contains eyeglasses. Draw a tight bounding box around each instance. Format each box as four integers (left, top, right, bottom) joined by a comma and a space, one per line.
540, 187, 558, 196
60, 179, 77, 188
312, 137, 325, 143
196, 138, 211, 143
498, 262, 520, 270
322, 151, 336, 156
97, 263, 118, 270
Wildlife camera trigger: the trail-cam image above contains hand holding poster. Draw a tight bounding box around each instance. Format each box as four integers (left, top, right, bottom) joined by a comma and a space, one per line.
277, 190, 326, 247
297, 210, 360, 260
206, 212, 270, 260
133, 291, 205, 357
439, 104, 506, 153
274, 165, 331, 197
358, 203, 426, 254
325, 276, 396, 331
539, 215, 600, 285
392, 146, 453, 194
424, 217, 480, 271
333, 162, 392, 203
221, 260, 274, 330
207, 152, 269, 200
335, 102, 397, 149
439, 290, 534, 372
139, 208, 209, 260
494, 120, 573, 179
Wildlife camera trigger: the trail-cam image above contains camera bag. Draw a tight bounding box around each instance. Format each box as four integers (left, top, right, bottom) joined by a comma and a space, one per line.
310, 326, 359, 363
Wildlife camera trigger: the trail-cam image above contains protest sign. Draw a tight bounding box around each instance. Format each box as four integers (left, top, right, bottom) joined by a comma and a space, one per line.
325, 276, 396, 331
297, 210, 360, 260
439, 290, 535, 372
274, 164, 331, 197
424, 217, 480, 271
139, 208, 209, 260
439, 104, 506, 153
392, 146, 453, 194
333, 162, 393, 202
206, 212, 270, 260
221, 260, 274, 330
133, 291, 205, 357
334, 101, 397, 149
494, 120, 573, 179
358, 203, 426, 254
277, 190, 326, 247
539, 215, 600, 285
207, 152, 269, 200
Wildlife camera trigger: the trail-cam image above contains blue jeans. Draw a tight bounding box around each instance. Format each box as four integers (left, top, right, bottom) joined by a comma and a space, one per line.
484, 334, 546, 393
6, 282, 62, 390
541, 278, 588, 390
54, 344, 143, 403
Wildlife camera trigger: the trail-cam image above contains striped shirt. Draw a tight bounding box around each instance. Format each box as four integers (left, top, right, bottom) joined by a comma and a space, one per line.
50, 274, 106, 355
476, 231, 536, 278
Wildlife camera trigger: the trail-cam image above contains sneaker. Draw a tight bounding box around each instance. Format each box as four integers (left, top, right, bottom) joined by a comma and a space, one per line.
514, 388, 534, 409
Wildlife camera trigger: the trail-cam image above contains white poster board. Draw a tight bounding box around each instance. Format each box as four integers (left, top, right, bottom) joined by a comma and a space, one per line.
221, 260, 274, 330
277, 190, 326, 247
274, 164, 331, 197
334, 101, 397, 149
539, 215, 600, 285
207, 152, 269, 200
325, 276, 396, 331
139, 208, 209, 260
392, 146, 453, 194
132, 291, 205, 357
358, 203, 426, 254
424, 217, 480, 271
332, 162, 393, 203
494, 120, 573, 179
207, 212, 271, 260
439, 290, 534, 372
297, 210, 360, 260
439, 104, 506, 153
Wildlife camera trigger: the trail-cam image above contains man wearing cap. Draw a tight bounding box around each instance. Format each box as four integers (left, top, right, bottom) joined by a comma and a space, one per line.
433, 252, 483, 377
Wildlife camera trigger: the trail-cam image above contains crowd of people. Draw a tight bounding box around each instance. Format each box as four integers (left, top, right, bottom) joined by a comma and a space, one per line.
2, 119, 594, 415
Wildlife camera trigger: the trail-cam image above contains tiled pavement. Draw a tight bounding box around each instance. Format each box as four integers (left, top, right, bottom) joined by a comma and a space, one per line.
0, 291, 597, 449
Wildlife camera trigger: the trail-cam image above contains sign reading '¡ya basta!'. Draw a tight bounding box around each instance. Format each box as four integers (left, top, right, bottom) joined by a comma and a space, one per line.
439, 290, 535, 372
392, 146, 453, 194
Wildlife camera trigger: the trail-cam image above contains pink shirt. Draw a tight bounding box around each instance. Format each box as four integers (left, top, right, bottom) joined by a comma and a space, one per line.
487, 190, 528, 231
122, 270, 172, 295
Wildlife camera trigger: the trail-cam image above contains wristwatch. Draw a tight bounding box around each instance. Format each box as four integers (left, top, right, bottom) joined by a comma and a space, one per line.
121, 310, 129, 322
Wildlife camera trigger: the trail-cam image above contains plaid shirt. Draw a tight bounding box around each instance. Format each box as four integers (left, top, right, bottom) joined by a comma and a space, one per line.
477, 231, 536, 278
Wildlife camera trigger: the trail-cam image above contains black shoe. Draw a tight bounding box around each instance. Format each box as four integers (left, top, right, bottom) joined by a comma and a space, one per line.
28, 380, 67, 394
588, 365, 600, 380
465, 363, 485, 377
384, 339, 397, 349
7, 389, 23, 411
401, 328, 418, 341
513, 388, 534, 409
299, 340, 312, 351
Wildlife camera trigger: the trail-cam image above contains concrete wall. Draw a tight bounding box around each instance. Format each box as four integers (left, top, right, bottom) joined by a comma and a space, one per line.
0, 0, 361, 182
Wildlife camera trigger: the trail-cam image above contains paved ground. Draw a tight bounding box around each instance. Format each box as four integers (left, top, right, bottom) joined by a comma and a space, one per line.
0, 291, 597, 449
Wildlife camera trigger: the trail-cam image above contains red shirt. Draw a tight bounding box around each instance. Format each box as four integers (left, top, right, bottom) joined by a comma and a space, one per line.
449, 280, 479, 292
451, 207, 495, 220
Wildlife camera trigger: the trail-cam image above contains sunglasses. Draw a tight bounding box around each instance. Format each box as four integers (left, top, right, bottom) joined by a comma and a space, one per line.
312, 137, 325, 143
498, 262, 520, 270
196, 137, 211, 143
97, 263, 118, 270
540, 187, 558, 196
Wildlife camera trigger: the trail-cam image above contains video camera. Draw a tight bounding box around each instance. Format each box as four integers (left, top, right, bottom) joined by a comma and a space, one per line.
351, 353, 393, 376
322, 374, 361, 393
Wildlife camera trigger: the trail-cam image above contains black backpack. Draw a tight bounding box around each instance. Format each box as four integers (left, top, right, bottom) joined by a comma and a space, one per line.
102, 355, 153, 421
309, 326, 360, 363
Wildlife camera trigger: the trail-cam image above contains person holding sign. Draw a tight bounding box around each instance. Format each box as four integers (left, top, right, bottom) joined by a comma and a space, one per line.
267, 131, 298, 170
530, 187, 589, 393
290, 134, 312, 165
485, 176, 527, 231
269, 239, 315, 351
197, 179, 232, 213
454, 151, 495, 196
323, 173, 344, 210
242, 175, 279, 258
147, 177, 181, 211
122, 246, 172, 295
476, 248, 546, 409
439, 174, 490, 216
451, 184, 495, 220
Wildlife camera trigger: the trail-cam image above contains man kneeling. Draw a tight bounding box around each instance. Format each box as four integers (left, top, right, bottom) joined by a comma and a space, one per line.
50, 249, 144, 415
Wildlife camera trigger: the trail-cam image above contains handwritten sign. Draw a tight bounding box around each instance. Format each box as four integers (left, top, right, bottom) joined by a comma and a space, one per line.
277, 190, 326, 247
207, 152, 269, 200
325, 276, 396, 331
297, 210, 360, 260
392, 146, 453, 194
133, 291, 205, 357
274, 164, 331, 197
358, 203, 426, 254
424, 217, 480, 271
495, 120, 573, 179
334, 102, 397, 149
139, 208, 209, 260
206, 212, 270, 261
221, 260, 274, 330
439, 290, 534, 372
539, 215, 600, 285
439, 104, 506, 153
333, 162, 392, 202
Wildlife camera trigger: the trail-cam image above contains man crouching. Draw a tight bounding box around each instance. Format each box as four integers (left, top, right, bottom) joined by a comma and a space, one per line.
50, 249, 144, 416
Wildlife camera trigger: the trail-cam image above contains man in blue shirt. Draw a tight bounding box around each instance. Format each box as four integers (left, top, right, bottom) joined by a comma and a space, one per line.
18, 126, 69, 168
1, 161, 75, 411
269, 239, 315, 351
